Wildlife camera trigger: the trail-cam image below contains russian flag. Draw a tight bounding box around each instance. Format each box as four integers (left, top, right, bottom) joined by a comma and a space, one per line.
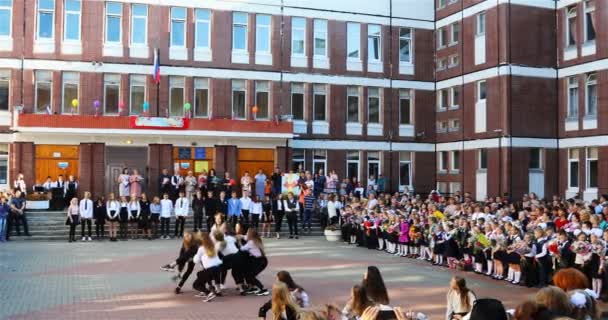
153, 48, 160, 84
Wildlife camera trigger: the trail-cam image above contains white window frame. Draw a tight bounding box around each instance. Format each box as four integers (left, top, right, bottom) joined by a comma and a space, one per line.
61, 72, 79, 114
103, 74, 120, 115
194, 9, 211, 49
313, 150, 327, 175
232, 79, 247, 120
585, 73, 597, 117
346, 151, 360, 181
566, 6, 577, 47
478, 149, 488, 170
169, 76, 185, 117
291, 83, 305, 121
399, 27, 412, 64
437, 89, 448, 111
232, 12, 248, 52
367, 151, 381, 183
448, 54, 459, 68
170, 7, 186, 48
0, 71, 8, 111
449, 118, 460, 132
129, 75, 146, 115
450, 150, 460, 173
63, 0, 81, 42
438, 151, 448, 172
0, 0, 12, 39
255, 14, 271, 54
367, 24, 381, 62
291, 17, 306, 56
568, 149, 579, 189
436, 120, 448, 133
476, 12, 486, 36
437, 27, 447, 48
450, 86, 460, 109
313, 84, 326, 122
346, 86, 360, 123
529, 148, 543, 170
399, 152, 412, 190
450, 22, 460, 45
37, 0, 55, 40
346, 22, 361, 60
104, 2, 122, 44
367, 87, 381, 124
292, 149, 305, 171
567, 76, 578, 119
313, 19, 327, 57
399, 89, 412, 125
34, 70, 52, 114
130, 4, 148, 46
194, 78, 209, 118
583, 0, 595, 43
586, 147, 598, 189
477, 80, 487, 102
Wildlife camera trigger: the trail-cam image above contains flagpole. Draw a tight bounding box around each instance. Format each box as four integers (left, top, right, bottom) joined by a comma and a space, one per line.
155, 48, 160, 117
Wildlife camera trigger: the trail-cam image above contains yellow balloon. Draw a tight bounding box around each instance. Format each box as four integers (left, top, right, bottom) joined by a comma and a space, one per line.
71, 99, 78, 108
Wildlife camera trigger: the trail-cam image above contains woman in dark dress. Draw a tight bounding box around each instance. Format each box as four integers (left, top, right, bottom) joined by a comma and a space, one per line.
94, 196, 106, 240
139, 193, 151, 240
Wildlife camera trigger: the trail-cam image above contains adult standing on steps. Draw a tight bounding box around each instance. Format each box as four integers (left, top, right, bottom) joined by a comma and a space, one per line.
130, 169, 144, 198
79, 192, 94, 241
117, 168, 130, 198
255, 169, 267, 200
283, 192, 300, 239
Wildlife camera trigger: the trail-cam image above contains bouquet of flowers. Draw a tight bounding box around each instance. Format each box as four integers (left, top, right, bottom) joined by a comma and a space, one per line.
547, 240, 559, 255
476, 234, 491, 247
508, 240, 531, 255
570, 240, 592, 255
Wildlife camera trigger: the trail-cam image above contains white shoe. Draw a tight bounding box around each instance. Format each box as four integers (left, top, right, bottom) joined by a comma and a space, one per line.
195, 292, 207, 298
81, 237, 86, 241
220, 284, 226, 290
87, 237, 92, 241
204, 292, 216, 302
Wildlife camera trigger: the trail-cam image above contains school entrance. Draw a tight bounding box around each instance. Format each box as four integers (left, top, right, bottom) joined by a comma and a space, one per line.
105, 146, 148, 196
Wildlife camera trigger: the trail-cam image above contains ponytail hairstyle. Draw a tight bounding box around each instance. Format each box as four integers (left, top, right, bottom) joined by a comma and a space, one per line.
246, 228, 265, 256
214, 230, 227, 252
200, 232, 216, 257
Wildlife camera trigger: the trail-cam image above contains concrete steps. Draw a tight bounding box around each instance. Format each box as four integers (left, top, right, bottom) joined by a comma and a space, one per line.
9, 210, 326, 241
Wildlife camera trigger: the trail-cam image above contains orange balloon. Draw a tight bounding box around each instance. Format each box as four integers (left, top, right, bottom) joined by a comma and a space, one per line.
252, 105, 258, 113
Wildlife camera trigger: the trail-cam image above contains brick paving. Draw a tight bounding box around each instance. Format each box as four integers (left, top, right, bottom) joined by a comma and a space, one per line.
1, 238, 545, 320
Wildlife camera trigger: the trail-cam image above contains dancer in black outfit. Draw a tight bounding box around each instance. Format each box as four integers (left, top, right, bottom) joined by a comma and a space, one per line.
139, 193, 152, 240
272, 194, 284, 239
94, 196, 106, 239
204, 190, 217, 231
192, 190, 205, 232
160, 231, 200, 294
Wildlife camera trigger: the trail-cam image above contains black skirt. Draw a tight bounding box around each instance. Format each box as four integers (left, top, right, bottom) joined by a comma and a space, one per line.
150, 213, 160, 223
444, 238, 461, 259
65, 214, 80, 226
130, 210, 139, 222
139, 212, 150, 229
108, 210, 118, 222
506, 252, 521, 265
434, 242, 445, 254
119, 208, 129, 222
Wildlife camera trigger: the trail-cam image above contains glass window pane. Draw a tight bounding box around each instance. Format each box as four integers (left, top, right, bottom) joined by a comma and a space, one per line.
347, 23, 360, 58
36, 82, 51, 113
171, 7, 185, 20
38, 12, 54, 38
570, 162, 579, 187
62, 84, 78, 114
171, 21, 185, 46
130, 85, 144, 115
132, 4, 146, 16
170, 87, 184, 117
195, 88, 208, 117
368, 95, 379, 123
0, 80, 8, 111
589, 160, 598, 188
399, 39, 410, 62
39, 0, 54, 10
106, 16, 121, 42
400, 97, 411, 124
400, 162, 410, 186
314, 93, 325, 121
65, 0, 80, 11
65, 13, 80, 40
0, 9, 10, 36
233, 12, 247, 24
256, 91, 269, 119
292, 17, 305, 28
233, 90, 245, 119
132, 17, 146, 44
107, 2, 121, 14
233, 25, 247, 50
292, 92, 303, 120
347, 91, 358, 122
196, 20, 209, 48
105, 84, 119, 114
196, 8, 209, 20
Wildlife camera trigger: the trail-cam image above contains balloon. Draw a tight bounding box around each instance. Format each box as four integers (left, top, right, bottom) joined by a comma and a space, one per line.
118, 101, 125, 110
71, 99, 78, 108
184, 102, 191, 111
252, 105, 258, 113
93, 100, 100, 108
143, 101, 150, 111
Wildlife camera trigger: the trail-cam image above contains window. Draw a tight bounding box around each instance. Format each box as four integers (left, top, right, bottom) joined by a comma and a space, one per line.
292, 149, 305, 171
129, 75, 145, 115
437, 89, 448, 110
232, 79, 246, 119
62, 72, 79, 114
0, 146, 7, 185
37, 0, 55, 39
256, 14, 271, 53
399, 90, 412, 125
0, 0, 11, 37
478, 149, 488, 170
131, 4, 147, 45
368, 24, 381, 61
448, 55, 459, 68
566, 6, 577, 46
451, 87, 460, 108
103, 74, 119, 114
291, 17, 305, 56
368, 152, 380, 182
437, 27, 447, 48
347, 22, 360, 59
529, 148, 542, 170
313, 19, 327, 57
346, 86, 359, 123
105, 2, 122, 43
451, 151, 460, 173
195, 9, 210, 49
438, 151, 448, 172
233, 12, 248, 51
438, 0, 446, 9
437, 120, 448, 133
63, 0, 81, 41
35, 71, 52, 114
291, 83, 304, 120
0, 71, 8, 111
449, 119, 460, 131
313, 150, 327, 175
476, 12, 486, 36
399, 152, 412, 187
170, 7, 186, 47
436, 58, 447, 71
255, 81, 269, 120
586, 147, 598, 188
584, 1, 595, 42
169, 77, 184, 117
346, 151, 360, 181
569, 149, 579, 188
585, 73, 597, 117
399, 28, 412, 63
451, 22, 460, 44
368, 88, 380, 124
194, 78, 209, 118
477, 80, 486, 101
567, 76, 578, 118
313, 84, 326, 121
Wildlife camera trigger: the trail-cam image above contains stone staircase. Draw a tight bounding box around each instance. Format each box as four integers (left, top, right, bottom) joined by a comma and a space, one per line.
9, 209, 326, 241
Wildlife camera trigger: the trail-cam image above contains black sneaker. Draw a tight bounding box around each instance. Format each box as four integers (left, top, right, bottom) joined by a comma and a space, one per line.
175, 287, 182, 294
288, 235, 293, 239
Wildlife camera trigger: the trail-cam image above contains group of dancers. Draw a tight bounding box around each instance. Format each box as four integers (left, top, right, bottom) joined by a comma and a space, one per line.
160, 212, 269, 302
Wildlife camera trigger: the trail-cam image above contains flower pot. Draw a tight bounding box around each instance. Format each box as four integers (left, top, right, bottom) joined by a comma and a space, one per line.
324, 229, 342, 242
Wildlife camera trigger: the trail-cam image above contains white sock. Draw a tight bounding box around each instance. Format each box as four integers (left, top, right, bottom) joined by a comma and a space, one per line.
486, 262, 493, 274
513, 271, 521, 283
507, 268, 514, 281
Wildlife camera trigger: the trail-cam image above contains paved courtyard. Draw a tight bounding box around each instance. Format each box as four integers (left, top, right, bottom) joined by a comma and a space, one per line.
0, 238, 538, 320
